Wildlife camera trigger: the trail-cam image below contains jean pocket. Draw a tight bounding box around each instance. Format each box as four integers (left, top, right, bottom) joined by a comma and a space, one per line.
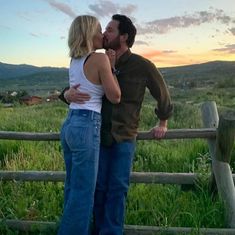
65, 125, 89, 151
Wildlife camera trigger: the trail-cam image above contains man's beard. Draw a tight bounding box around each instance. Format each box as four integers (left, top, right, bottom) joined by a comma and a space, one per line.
103, 35, 121, 50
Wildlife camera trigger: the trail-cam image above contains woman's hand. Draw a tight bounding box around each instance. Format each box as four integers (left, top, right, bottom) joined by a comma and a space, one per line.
105, 49, 116, 70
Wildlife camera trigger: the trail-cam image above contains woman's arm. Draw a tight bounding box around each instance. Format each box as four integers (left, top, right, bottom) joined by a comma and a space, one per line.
97, 53, 121, 104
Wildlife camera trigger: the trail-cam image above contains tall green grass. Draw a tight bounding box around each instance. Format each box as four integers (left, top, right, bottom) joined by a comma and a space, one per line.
0, 98, 233, 234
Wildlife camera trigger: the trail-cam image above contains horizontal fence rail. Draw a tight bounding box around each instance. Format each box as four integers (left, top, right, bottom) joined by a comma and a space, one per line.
0, 171, 199, 185
2, 170, 235, 185
1, 219, 235, 235
0, 128, 216, 141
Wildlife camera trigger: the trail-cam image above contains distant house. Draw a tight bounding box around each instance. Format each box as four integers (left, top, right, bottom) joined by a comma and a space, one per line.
46, 94, 59, 102
10, 91, 18, 96
20, 96, 43, 105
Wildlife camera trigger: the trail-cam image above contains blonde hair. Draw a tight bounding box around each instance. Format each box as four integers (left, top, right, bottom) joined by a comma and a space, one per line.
68, 15, 99, 58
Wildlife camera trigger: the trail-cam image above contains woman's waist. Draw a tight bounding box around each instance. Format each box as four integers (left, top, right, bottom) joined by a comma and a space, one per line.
69, 101, 102, 113
67, 108, 101, 120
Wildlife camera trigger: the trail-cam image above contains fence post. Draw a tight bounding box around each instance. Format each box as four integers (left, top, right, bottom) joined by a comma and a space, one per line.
214, 112, 235, 227
202, 102, 235, 227
201, 101, 219, 194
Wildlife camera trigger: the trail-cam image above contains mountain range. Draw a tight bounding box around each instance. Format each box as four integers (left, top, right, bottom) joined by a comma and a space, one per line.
0, 62, 68, 94
161, 60, 235, 83
0, 62, 67, 79
0, 60, 234, 93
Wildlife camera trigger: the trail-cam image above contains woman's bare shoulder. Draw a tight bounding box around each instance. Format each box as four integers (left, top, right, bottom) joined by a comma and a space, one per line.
91, 52, 109, 63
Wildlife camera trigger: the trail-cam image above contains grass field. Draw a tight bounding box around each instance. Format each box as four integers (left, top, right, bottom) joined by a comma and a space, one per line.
0, 87, 234, 234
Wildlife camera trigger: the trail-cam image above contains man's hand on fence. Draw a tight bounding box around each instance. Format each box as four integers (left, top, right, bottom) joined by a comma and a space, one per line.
151, 120, 168, 139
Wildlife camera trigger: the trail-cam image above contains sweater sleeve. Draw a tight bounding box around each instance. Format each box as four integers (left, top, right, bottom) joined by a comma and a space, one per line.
58, 87, 70, 105
146, 61, 173, 120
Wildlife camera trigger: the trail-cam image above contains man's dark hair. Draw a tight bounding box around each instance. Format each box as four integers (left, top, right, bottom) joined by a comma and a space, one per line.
112, 14, 136, 48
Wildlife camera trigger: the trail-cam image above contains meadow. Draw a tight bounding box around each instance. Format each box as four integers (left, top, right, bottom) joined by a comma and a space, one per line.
0, 86, 235, 235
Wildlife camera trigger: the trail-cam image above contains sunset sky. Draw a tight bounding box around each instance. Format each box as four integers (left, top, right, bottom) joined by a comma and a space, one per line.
0, 0, 235, 68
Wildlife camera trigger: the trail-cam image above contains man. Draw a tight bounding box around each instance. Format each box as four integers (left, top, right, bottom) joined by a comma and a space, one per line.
61, 14, 173, 235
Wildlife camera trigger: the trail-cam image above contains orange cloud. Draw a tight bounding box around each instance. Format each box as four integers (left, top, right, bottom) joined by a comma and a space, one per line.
140, 49, 178, 59
141, 50, 163, 58
137, 49, 183, 67
212, 44, 235, 54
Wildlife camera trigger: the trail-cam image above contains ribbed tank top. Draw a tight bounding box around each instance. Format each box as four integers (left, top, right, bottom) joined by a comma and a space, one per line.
69, 54, 104, 113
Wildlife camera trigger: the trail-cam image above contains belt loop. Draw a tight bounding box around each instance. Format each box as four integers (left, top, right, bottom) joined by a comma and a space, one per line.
91, 110, 94, 120
67, 109, 72, 119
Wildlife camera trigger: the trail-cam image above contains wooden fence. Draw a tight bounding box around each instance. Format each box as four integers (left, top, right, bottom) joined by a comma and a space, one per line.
0, 101, 235, 234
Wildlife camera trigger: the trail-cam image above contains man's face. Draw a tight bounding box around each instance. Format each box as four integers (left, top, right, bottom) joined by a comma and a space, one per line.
103, 20, 121, 50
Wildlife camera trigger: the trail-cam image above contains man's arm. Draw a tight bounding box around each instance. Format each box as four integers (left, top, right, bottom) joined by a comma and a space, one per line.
58, 85, 91, 105
58, 87, 70, 105
146, 61, 173, 139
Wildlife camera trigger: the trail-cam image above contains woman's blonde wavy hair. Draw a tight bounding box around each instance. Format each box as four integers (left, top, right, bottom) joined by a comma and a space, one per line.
68, 15, 99, 58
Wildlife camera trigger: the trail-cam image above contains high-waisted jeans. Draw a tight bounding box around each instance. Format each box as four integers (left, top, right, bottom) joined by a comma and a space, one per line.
58, 109, 101, 235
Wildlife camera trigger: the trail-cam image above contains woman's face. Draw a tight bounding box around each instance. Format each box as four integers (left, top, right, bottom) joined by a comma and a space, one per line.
93, 23, 104, 50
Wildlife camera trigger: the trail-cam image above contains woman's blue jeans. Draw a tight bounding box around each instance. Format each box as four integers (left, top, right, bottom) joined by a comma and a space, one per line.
57, 109, 101, 235
93, 140, 136, 235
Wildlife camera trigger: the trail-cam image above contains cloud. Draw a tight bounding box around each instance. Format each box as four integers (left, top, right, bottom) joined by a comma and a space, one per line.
119, 4, 137, 15
89, 1, 116, 17
213, 44, 235, 54
45, 0, 76, 18
0, 24, 11, 30
137, 8, 233, 35
141, 50, 163, 58
138, 49, 188, 67
17, 12, 31, 21
162, 50, 177, 54
88, 0, 137, 18
30, 33, 40, 37
229, 28, 235, 35
141, 49, 177, 59
134, 40, 149, 46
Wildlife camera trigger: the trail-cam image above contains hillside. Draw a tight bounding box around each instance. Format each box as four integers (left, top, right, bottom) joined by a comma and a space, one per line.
0, 60, 234, 94
0, 62, 67, 79
0, 70, 69, 94
0, 62, 68, 94
160, 60, 235, 87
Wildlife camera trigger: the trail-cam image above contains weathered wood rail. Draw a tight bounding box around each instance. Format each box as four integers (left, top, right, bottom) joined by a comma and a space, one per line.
0, 128, 216, 140
0, 101, 235, 234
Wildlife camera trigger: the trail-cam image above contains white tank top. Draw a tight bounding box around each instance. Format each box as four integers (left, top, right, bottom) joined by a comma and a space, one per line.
69, 54, 104, 113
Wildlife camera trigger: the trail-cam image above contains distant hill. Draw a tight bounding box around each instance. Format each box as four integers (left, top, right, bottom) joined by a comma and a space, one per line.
0, 62, 68, 94
160, 60, 235, 87
0, 60, 234, 94
0, 62, 67, 79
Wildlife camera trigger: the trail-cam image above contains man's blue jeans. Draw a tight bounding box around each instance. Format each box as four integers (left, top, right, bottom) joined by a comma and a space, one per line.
57, 109, 101, 235
93, 140, 136, 235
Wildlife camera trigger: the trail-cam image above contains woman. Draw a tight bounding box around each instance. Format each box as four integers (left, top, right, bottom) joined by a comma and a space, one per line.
57, 15, 121, 235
